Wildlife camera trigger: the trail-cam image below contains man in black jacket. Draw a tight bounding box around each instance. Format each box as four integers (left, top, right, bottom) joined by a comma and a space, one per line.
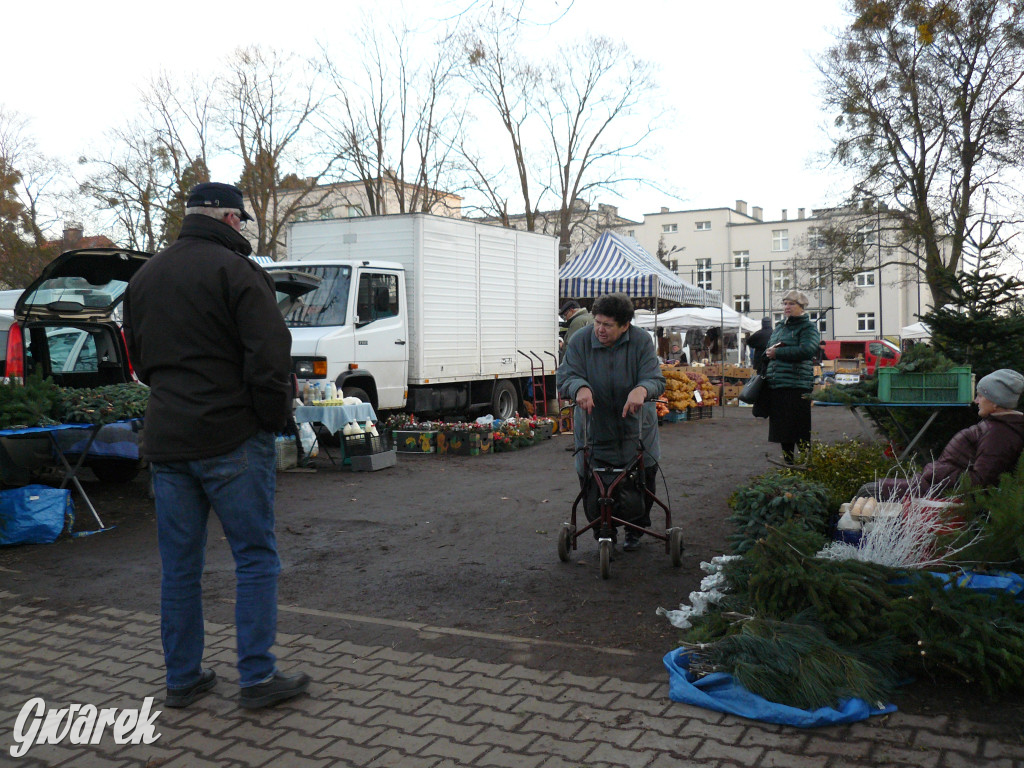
124, 182, 309, 710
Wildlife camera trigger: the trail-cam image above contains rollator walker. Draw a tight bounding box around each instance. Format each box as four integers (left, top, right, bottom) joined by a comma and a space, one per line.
557, 405, 684, 579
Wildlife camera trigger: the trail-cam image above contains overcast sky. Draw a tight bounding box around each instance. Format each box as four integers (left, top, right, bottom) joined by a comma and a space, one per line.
6, 0, 851, 224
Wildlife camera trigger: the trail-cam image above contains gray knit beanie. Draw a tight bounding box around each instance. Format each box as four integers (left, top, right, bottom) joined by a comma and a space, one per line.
976, 368, 1024, 409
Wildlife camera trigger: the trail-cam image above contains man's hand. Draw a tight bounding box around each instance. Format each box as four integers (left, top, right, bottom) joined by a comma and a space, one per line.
575, 386, 595, 413
622, 386, 648, 418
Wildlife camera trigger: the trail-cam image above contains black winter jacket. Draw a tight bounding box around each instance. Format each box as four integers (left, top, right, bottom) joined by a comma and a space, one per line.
123, 215, 293, 462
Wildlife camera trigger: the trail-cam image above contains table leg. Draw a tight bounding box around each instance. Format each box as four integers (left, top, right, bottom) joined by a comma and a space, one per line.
48, 428, 105, 531
312, 425, 336, 465
898, 409, 941, 463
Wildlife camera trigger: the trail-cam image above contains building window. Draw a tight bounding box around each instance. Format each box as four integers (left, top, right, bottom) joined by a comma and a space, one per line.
773, 269, 792, 292
733, 251, 749, 269
856, 224, 876, 246
808, 227, 824, 249
773, 312, 784, 325
627, 229, 635, 237
662, 223, 678, 233
809, 311, 827, 333
734, 294, 750, 313
347, 205, 364, 218
856, 270, 876, 287
696, 221, 711, 231
857, 312, 876, 332
318, 207, 333, 219
808, 267, 826, 290
696, 258, 712, 290
772, 229, 790, 251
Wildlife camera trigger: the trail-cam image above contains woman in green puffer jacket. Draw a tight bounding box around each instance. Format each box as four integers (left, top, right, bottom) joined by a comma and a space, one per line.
764, 289, 821, 464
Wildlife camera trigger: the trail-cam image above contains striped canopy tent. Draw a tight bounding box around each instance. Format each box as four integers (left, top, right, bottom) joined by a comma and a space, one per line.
559, 231, 720, 309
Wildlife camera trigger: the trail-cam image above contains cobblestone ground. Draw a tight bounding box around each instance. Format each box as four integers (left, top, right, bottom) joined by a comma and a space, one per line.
2, 590, 1022, 768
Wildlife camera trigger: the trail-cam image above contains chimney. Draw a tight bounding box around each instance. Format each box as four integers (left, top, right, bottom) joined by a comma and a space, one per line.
63, 222, 84, 250
752, 206, 763, 221
660, 206, 669, 214
798, 208, 806, 220
735, 199, 748, 216
781, 209, 788, 221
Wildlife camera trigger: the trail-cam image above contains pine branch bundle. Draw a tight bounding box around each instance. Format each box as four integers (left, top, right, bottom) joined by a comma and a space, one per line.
696, 615, 900, 710
55, 384, 149, 424
886, 577, 1024, 695
0, 374, 61, 429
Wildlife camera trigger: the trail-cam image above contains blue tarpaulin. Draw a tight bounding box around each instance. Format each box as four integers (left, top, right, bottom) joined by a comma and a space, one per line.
664, 649, 897, 728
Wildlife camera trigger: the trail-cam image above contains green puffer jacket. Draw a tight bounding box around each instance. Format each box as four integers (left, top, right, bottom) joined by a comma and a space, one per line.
766, 313, 820, 390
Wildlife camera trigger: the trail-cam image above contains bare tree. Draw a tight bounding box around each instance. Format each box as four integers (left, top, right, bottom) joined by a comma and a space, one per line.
818, 0, 1024, 307
459, 12, 661, 263
319, 20, 466, 218
221, 45, 339, 258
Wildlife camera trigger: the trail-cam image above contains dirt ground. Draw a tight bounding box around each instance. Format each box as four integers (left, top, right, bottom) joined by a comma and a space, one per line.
2, 405, 1022, 733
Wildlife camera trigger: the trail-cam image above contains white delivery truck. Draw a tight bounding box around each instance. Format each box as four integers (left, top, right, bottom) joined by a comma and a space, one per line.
265, 213, 559, 419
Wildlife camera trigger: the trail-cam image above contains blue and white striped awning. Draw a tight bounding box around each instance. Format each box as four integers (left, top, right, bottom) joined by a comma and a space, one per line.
559, 231, 720, 308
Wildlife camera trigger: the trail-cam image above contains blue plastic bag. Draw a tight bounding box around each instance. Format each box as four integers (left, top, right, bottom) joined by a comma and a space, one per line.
664, 649, 897, 728
0, 485, 74, 546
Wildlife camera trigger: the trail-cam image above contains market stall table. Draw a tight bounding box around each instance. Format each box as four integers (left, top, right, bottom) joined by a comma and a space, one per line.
0, 421, 131, 534
294, 403, 379, 464
813, 401, 974, 462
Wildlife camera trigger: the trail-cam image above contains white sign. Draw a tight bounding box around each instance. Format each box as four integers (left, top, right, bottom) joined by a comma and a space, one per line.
10, 697, 162, 758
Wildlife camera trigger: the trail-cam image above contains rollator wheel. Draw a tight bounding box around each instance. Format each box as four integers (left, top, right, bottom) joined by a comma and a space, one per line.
599, 540, 612, 579
669, 527, 684, 567
557, 524, 575, 562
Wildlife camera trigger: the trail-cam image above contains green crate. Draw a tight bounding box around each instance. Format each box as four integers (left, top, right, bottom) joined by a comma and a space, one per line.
876, 367, 974, 403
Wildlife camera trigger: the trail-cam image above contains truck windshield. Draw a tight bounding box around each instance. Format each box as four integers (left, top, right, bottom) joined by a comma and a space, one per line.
272, 265, 351, 327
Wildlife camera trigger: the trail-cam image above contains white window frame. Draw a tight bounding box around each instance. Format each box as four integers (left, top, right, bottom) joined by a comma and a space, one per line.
808, 310, 827, 333
772, 229, 790, 251
662, 223, 678, 233
696, 221, 711, 231
773, 312, 784, 325
857, 312, 876, 332
808, 266, 826, 290
734, 294, 750, 313
773, 269, 793, 292
733, 251, 749, 269
856, 224, 876, 246
856, 270, 876, 287
808, 227, 824, 249
696, 258, 712, 290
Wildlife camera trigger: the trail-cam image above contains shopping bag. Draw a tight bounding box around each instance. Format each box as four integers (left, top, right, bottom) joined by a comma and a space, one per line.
738, 374, 764, 404
752, 384, 771, 419
0, 485, 74, 546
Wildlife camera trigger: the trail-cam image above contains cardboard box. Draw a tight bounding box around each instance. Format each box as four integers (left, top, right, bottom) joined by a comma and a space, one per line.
437, 430, 493, 456
394, 430, 437, 453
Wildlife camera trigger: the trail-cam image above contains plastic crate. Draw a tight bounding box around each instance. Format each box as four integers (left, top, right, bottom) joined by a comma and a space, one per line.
344, 432, 391, 456
275, 439, 298, 470
686, 405, 714, 421
661, 410, 688, 423
876, 367, 974, 403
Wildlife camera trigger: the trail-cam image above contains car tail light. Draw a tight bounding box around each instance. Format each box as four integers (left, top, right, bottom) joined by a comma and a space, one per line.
120, 328, 138, 382
5, 322, 24, 384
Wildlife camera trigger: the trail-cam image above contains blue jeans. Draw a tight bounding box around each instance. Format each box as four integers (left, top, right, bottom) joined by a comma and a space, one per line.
152, 431, 281, 689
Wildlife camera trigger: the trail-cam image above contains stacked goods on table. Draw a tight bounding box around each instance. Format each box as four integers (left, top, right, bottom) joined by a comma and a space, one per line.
660, 366, 718, 420
721, 364, 756, 406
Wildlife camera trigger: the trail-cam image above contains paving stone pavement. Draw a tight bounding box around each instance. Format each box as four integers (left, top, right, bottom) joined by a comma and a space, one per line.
1, 590, 1022, 768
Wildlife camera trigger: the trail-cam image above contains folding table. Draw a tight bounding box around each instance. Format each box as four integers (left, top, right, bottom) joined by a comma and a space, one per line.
813, 401, 973, 462
293, 404, 379, 465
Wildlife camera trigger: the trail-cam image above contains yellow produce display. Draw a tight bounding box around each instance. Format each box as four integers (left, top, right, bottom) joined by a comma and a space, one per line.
660, 366, 718, 410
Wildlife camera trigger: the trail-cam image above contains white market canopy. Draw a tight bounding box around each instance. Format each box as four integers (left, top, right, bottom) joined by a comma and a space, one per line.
900, 321, 931, 339
559, 230, 720, 308
633, 305, 761, 334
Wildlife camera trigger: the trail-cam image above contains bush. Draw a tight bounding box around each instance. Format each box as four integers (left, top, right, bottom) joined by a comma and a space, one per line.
775, 440, 895, 512
952, 452, 1024, 568
728, 474, 831, 554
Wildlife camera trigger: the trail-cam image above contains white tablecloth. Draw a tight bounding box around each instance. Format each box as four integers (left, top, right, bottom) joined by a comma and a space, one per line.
294, 404, 378, 436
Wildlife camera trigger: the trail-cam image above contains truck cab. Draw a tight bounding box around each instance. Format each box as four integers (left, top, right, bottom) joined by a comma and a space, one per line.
266, 260, 408, 411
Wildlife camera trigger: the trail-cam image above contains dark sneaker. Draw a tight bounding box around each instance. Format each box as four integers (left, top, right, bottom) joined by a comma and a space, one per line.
239, 671, 311, 710
165, 669, 217, 708
623, 531, 641, 551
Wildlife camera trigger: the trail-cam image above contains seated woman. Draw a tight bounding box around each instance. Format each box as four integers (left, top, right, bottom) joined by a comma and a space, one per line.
860, 369, 1024, 500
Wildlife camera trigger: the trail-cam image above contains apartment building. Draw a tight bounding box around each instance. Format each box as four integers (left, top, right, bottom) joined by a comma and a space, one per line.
622, 200, 933, 341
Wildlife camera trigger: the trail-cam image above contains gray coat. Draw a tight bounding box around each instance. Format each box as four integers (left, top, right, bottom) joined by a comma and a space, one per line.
557, 324, 666, 474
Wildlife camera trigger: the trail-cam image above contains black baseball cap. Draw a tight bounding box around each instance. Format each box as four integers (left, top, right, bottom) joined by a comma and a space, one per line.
186, 182, 253, 221
559, 299, 580, 314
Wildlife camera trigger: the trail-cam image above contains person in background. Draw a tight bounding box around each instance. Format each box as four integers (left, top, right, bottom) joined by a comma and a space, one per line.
560, 299, 594, 347
656, 326, 671, 360
764, 290, 821, 465
859, 369, 1024, 500
746, 317, 773, 370
124, 182, 310, 710
557, 293, 665, 552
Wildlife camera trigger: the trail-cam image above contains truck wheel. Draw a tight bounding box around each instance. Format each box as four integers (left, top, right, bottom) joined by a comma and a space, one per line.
491, 381, 518, 420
